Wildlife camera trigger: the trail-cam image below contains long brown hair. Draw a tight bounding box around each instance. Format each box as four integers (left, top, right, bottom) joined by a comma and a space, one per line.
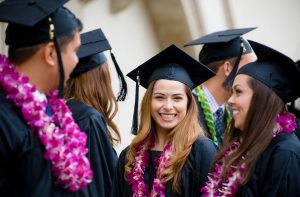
64, 63, 121, 145
125, 80, 205, 193
214, 76, 285, 185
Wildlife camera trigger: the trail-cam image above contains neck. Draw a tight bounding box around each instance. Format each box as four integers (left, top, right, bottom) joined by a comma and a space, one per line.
153, 127, 168, 151
204, 77, 231, 106
15, 59, 55, 94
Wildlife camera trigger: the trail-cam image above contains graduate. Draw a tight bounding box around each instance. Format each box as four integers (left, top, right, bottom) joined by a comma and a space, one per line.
0, 0, 95, 196
184, 28, 257, 148
64, 28, 127, 196
112, 44, 217, 197
201, 40, 300, 196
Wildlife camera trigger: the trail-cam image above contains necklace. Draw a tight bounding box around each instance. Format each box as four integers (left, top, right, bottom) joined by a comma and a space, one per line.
128, 140, 172, 197
195, 85, 232, 147
0, 54, 93, 191
201, 112, 297, 196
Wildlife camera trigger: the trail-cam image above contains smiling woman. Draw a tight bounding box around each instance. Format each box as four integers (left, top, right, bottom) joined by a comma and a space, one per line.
111, 44, 217, 197
201, 40, 300, 197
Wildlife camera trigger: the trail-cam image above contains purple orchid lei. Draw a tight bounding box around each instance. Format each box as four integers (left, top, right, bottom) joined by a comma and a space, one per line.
201, 113, 297, 197
0, 54, 93, 191
128, 140, 173, 197
273, 113, 297, 138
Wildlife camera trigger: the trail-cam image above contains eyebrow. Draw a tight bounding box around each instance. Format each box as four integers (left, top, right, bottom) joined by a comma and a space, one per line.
153, 92, 185, 96
232, 84, 241, 89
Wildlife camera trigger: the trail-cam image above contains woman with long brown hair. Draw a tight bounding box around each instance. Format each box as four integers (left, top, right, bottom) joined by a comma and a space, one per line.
112, 45, 217, 196
201, 41, 300, 196
64, 29, 127, 196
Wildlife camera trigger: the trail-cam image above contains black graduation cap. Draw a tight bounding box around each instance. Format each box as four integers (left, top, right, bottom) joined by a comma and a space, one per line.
70, 28, 127, 101
237, 40, 300, 103
184, 27, 256, 89
184, 27, 256, 64
0, 0, 81, 98
127, 44, 215, 134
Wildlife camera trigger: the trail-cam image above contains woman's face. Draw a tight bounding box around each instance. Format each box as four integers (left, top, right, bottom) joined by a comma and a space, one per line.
151, 79, 188, 133
228, 74, 254, 130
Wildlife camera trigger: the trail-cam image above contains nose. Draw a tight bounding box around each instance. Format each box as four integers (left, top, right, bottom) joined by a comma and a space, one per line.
228, 95, 234, 107
163, 99, 173, 111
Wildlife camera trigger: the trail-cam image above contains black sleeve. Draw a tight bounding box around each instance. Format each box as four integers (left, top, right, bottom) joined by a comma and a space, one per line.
111, 148, 131, 197
76, 113, 118, 197
193, 137, 218, 189
261, 150, 300, 197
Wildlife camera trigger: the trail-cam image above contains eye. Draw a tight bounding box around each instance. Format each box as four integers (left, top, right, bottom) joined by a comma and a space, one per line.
235, 88, 242, 95
154, 95, 164, 100
174, 96, 183, 101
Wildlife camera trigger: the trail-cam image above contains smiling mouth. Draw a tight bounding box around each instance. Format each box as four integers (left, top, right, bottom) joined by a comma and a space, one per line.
160, 113, 176, 121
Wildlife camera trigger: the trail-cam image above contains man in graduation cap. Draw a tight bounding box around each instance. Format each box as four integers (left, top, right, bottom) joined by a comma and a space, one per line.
184, 27, 257, 148
64, 28, 127, 196
0, 0, 94, 196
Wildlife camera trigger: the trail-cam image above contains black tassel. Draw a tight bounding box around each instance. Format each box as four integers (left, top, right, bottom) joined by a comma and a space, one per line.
131, 70, 140, 135
53, 38, 65, 98
222, 38, 244, 90
110, 51, 128, 101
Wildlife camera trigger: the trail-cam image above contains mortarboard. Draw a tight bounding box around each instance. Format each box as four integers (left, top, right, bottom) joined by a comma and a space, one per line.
70, 28, 127, 101
127, 44, 215, 134
184, 27, 256, 89
0, 0, 82, 97
184, 27, 256, 64
237, 40, 300, 103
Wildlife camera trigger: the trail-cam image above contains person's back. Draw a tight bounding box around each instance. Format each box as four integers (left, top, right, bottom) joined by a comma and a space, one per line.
64, 28, 127, 196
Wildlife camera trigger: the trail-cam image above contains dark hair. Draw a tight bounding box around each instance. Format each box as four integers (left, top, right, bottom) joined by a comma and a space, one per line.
213, 76, 285, 185
8, 19, 83, 65
206, 57, 237, 73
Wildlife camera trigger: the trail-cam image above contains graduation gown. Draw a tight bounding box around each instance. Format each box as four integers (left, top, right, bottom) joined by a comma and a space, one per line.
236, 133, 300, 197
0, 91, 92, 197
0, 90, 88, 197
111, 137, 217, 197
67, 99, 118, 197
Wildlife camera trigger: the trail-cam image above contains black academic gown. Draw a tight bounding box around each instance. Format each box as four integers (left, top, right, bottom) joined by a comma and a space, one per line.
0, 91, 95, 197
111, 137, 217, 197
236, 133, 300, 197
0, 90, 89, 197
67, 99, 118, 197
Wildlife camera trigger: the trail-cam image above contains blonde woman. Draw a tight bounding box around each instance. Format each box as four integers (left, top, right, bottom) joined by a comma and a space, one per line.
112, 45, 217, 197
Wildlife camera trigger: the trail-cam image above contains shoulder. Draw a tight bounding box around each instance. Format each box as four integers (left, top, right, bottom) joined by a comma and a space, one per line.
269, 133, 300, 159
192, 136, 218, 156
67, 99, 105, 122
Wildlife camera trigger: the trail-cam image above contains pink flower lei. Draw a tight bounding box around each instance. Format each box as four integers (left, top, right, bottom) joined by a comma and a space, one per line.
0, 54, 93, 191
201, 113, 297, 197
128, 139, 173, 197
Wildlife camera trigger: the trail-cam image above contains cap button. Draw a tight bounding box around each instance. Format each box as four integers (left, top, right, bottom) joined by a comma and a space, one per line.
28, 0, 36, 5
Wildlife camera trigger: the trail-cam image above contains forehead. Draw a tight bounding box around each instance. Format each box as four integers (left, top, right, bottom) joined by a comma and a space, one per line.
153, 79, 187, 93
233, 74, 252, 86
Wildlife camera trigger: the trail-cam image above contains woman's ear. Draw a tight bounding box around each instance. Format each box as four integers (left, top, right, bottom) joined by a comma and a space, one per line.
43, 42, 57, 67
223, 61, 233, 77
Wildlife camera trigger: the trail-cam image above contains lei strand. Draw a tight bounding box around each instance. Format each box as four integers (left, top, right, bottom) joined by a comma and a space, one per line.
195, 85, 232, 147
0, 54, 93, 191
128, 140, 173, 197
201, 113, 297, 197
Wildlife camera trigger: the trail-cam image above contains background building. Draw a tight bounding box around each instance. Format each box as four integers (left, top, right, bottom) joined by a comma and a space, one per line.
1, 0, 300, 153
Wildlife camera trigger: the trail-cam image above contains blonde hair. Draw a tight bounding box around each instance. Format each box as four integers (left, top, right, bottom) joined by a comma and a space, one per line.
64, 63, 121, 145
125, 80, 205, 193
